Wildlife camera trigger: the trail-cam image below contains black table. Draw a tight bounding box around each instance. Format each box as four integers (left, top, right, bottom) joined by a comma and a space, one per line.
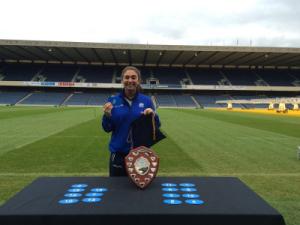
0, 177, 285, 225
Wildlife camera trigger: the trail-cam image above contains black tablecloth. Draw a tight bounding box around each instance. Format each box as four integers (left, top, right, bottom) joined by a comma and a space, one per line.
0, 177, 285, 225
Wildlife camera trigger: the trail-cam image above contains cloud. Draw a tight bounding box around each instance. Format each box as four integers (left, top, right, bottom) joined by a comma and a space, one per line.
0, 0, 300, 47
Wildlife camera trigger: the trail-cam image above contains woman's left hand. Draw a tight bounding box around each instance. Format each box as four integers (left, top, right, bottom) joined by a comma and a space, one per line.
143, 108, 155, 115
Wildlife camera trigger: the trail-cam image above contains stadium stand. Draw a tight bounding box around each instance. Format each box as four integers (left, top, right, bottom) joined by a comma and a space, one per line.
63, 92, 110, 106
155, 94, 177, 107
88, 93, 110, 105
77, 66, 114, 83
187, 69, 225, 85
288, 70, 300, 86
19, 92, 69, 105
222, 69, 259, 86
1, 63, 300, 109
41, 64, 77, 82
173, 94, 197, 107
231, 95, 269, 109
193, 95, 231, 108
289, 70, 300, 79
1, 64, 300, 108
0, 91, 28, 105
1, 64, 40, 81
63, 92, 90, 105
139, 67, 152, 84
151, 68, 187, 85
0, 40, 299, 109
255, 70, 295, 86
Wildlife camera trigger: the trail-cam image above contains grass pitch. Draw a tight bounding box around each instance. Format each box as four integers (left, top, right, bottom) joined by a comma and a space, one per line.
0, 106, 299, 225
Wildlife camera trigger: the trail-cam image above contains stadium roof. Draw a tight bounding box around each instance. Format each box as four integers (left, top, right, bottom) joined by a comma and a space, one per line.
0, 39, 300, 68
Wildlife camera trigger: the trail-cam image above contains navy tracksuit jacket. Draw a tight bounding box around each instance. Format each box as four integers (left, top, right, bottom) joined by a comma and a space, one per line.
102, 91, 161, 154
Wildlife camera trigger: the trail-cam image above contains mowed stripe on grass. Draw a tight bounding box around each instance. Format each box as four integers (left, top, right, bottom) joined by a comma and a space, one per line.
158, 108, 300, 174
0, 107, 98, 155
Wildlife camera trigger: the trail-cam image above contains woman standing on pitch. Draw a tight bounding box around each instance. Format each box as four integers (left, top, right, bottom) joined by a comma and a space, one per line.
102, 66, 161, 177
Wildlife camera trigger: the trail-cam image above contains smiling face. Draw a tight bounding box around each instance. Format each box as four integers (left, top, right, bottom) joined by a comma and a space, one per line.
122, 68, 141, 96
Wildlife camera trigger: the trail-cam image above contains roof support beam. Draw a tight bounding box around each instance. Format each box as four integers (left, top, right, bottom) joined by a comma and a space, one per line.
259, 53, 288, 66
143, 50, 148, 66
156, 51, 165, 66
128, 50, 132, 65
183, 52, 199, 66
110, 49, 118, 65
92, 49, 104, 64
0, 48, 14, 59
264, 54, 298, 66
1, 46, 28, 59
210, 52, 236, 65
239, 53, 268, 66
225, 52, 253, 65
74, 48, 90, 62
282, 56, 300, 66
55, 48, 76, 62
37, 47, 61, 62
169, 51, 183, 67
17, 46, 46, 60
197, 52, 218, 66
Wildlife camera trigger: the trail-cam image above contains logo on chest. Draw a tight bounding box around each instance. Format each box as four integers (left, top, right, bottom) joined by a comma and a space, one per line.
139, 103, 144, 108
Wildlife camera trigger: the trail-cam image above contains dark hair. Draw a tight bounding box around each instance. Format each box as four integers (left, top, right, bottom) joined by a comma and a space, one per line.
121, 66, 142, 92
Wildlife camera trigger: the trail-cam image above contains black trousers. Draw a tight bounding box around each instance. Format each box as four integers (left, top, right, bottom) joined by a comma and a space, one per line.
109, 152, 128, 177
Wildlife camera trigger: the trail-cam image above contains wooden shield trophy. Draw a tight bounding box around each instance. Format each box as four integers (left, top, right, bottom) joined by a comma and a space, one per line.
125, 146, 159, 189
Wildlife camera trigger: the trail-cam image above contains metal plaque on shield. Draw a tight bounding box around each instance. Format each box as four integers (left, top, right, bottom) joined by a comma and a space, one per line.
125, 146, 159, 189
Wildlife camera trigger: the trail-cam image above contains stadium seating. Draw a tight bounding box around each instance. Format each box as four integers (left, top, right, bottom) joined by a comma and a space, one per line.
222, 69, 258, 86
78, 66, 114, 83
88, 93, 110, 105
231, 95, 268, 109
0, 91, 28, 105
290, 70, 300, 79
193, 95, 231, 108
288, 70, 300, 86
187, 69, 224, 85
1, 64, 40, 81
63, 92, 110, 106
151, 68, 187, 84
0, 88, 298, 109
255, 70, 295, 86
41, 64, 77, 82
19, 92, 69, 105
1, 63, 299, 87
155, 94, 177, 107
1, 63, 300, 109
63, 92, 90, 105
173, 94, 197, 107
139, 67, 152, 83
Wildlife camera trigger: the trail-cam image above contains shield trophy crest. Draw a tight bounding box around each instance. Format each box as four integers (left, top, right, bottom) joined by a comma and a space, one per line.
125, 146, 159, 189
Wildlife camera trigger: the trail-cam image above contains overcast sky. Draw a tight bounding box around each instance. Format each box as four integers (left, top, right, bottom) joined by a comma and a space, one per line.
1, 0, 300, 47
